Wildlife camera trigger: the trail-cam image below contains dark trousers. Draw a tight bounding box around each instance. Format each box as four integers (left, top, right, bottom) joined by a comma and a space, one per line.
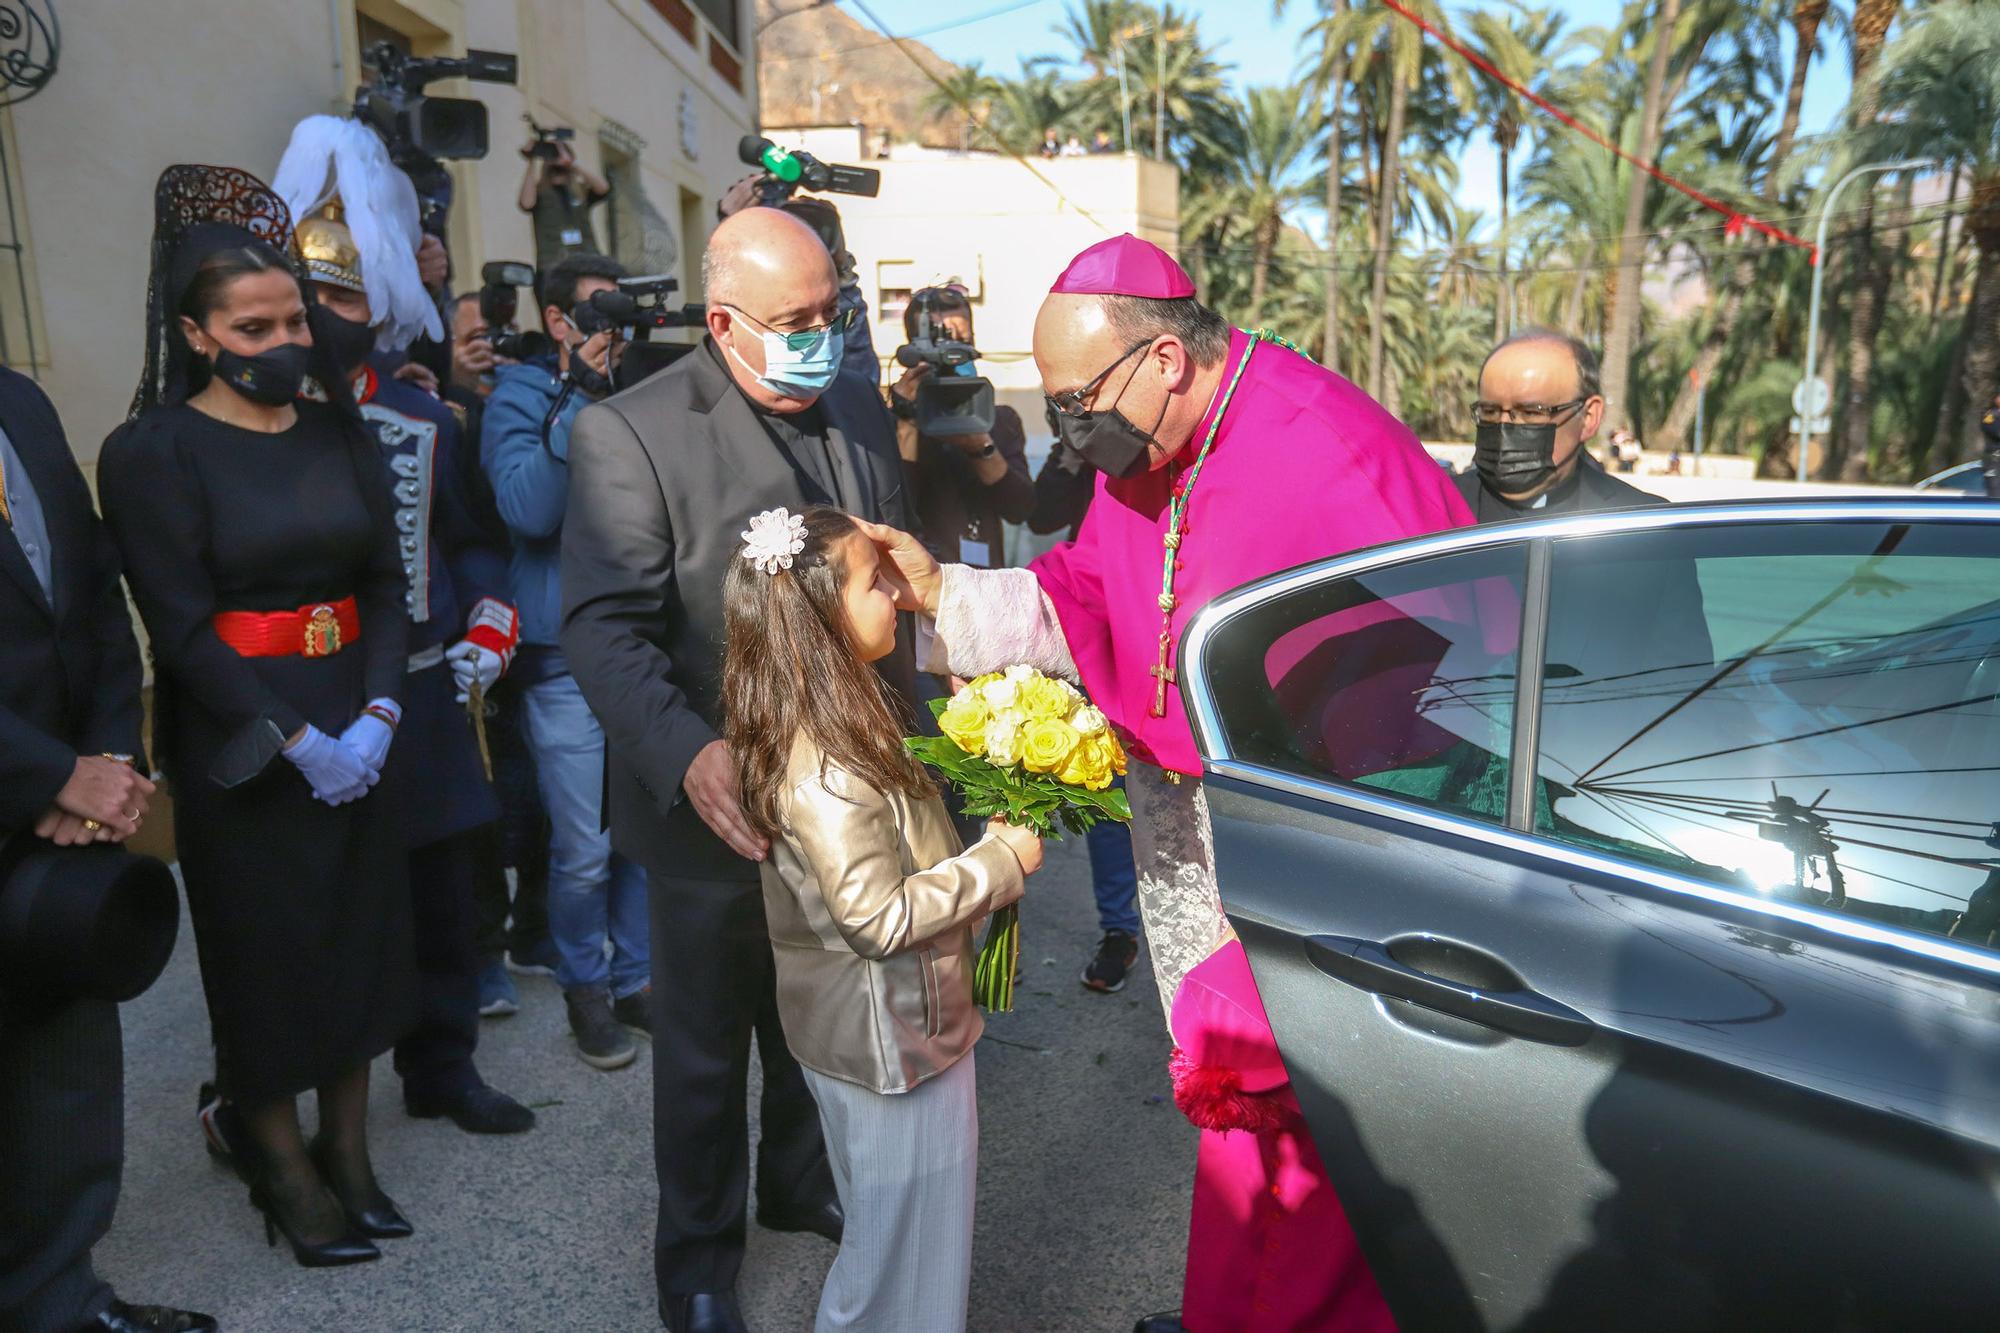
474, 676, 550, 958
0, 996, 120, 1333
649, 872, 834, 1307
393, 826, 485, 1102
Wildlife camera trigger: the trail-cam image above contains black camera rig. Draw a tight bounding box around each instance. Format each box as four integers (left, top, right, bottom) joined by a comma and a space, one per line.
895, 291, 995, 436
526, 116, 576, 161
354, 43, 518, 245
476, 261, 549, 363
572, 275, 707, 391
738, 135, 881, 208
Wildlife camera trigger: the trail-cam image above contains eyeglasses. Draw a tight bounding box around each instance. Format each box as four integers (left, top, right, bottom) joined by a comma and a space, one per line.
1045, 339, 1155, 419
721, 303, 858, 350
1470, 397, 1591, 427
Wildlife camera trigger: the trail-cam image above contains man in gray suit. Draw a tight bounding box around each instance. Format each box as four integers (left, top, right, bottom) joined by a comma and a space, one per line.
560, 208, 914, 1333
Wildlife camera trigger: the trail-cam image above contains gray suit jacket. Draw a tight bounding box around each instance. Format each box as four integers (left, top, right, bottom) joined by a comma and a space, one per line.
559, 340, 914, 881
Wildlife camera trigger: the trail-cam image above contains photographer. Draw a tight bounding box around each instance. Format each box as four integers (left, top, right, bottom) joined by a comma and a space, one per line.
516, 134, 611, 272
481, 253, 652, 1074
889, 287, 1032, 567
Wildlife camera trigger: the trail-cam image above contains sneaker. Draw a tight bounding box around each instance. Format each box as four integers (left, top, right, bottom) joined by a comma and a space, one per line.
565, 987, 637, 1071
613, 985, 652, 1038
506, 937, 560, 977
477, 956, 520, 1018
1081, 930, 1140, 993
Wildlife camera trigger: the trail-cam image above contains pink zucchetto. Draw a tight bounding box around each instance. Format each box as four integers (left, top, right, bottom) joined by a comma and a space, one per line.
1048, 233, 1197, 299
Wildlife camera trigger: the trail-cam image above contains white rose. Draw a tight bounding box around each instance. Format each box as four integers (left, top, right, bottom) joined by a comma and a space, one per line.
984, 715, 1025, 766
1070, 705, 1108, 736
980, 675, 1020, 709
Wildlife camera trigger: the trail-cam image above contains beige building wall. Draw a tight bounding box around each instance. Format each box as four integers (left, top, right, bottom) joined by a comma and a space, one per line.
764, 126, 1180, 393
7, 0, 755, 475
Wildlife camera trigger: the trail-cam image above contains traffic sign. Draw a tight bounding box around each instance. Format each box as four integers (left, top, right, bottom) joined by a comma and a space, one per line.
1792, 377, 1831, 419
1790, 415, 1832, 436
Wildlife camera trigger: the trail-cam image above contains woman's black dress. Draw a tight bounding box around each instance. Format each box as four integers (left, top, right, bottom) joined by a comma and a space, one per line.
99, 401, 416, 1103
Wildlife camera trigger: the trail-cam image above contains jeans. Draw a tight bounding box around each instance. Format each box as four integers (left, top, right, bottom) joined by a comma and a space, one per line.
1087, 778, 1141, 936
521, 668, 651, 998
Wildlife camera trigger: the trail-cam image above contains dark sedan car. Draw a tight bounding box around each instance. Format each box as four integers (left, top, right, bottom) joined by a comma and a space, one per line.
1179, 500, 2000, 1331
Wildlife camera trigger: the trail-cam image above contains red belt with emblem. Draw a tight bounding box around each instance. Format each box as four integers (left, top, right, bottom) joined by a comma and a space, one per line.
212, 597, 360, 659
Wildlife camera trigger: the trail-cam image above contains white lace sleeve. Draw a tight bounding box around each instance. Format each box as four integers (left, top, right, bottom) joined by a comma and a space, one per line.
925, 565, 1078, 681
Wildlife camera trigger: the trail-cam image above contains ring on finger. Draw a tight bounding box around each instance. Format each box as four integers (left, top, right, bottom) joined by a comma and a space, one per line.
82, 818, 103, 832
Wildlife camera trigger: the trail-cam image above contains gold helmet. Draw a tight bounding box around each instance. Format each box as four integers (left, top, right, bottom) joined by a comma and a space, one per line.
295, 199, 364, 293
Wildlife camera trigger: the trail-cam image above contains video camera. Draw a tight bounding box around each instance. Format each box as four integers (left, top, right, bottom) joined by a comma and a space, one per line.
526, 117, 576, 161
738, 135, 881, 208
895, 292, 995, 436
355, 42, 518, 240
570, 275, 708, 391
477, 261, 549, 363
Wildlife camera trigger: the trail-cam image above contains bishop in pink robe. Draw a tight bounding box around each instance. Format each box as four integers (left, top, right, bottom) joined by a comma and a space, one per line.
866, 234, 1470, 1332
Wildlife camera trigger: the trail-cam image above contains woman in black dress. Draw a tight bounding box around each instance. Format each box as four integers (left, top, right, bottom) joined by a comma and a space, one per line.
98, 166, 416, 1267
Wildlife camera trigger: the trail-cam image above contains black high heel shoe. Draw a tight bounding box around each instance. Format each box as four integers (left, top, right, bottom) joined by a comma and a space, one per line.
308, 1136, 414, 1240
247, 1179, 380, 1267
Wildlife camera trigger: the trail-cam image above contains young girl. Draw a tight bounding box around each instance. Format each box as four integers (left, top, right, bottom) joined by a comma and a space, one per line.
723, 506, 1042, 1332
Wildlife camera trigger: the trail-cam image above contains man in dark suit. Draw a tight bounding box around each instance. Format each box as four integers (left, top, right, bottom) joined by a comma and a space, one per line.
560, 208, 913, 1333
0, 366, 214, 1332
1460, 329, 1713, 729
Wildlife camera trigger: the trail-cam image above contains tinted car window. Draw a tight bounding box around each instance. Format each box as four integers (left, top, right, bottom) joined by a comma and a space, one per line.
1203, 546, 1525, 824
1535, 520, 2000, 951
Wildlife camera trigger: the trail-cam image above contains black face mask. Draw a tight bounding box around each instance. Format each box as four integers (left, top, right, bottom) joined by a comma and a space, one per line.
211, 341, 312, 408
309, 303, 377, 379
1474, 420, 1562, 494
1045, 358, 1171, 480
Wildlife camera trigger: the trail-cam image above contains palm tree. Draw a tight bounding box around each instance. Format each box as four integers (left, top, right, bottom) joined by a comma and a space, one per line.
921, 62, 1004, 147
989, 60, 1080, 154
1460, 2, 1567, 342
1126, 11, 1230, 164
1826, 0, 1904, 480
1191, 85, 1326, 318
1323, 0, 1470, 401
1600, 0, 1683, 435
1289, 0, 1353, 376
1848, 2, 2000, 466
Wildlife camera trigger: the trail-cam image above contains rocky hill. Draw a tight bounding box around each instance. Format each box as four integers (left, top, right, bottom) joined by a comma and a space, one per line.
755, 0, 965, 144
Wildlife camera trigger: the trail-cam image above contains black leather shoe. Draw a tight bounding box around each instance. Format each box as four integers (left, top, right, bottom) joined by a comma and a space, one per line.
1133, 1316, 1188, 1333
662, 1289, 748, 1333
758, 1195, 844, 1244
91, 1301, 219, 1333
406, 1082, 537, 1135
305, 1138, 413, 1241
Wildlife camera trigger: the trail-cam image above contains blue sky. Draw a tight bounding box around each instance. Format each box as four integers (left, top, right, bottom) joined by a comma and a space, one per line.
837, 0, 1855, 225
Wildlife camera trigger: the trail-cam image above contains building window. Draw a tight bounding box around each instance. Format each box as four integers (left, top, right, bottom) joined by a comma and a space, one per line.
646, 0, 696, 44
0, 110, 41, 372
692, 0, 740, 49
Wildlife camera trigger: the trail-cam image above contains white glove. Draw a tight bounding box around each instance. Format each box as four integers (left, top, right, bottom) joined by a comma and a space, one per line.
283, 725, 373, 806
447, 639, 506, 704
338, 698, 401, 777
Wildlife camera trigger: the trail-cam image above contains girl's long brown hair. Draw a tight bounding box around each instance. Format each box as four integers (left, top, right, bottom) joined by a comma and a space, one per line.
722, 507, 934, 839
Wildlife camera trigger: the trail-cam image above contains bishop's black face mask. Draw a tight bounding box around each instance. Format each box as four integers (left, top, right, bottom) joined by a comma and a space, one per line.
1474, 420, 1563, 494
211, 340, 312, 408
1046, 352, 1171, 480
309, 303, 378, 379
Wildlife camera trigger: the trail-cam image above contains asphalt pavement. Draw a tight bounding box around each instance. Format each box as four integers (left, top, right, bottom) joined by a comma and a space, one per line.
95, 833, 1193, 1332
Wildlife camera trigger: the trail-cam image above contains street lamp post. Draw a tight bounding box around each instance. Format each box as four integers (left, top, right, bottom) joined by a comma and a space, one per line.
1797, 157, 1936, 483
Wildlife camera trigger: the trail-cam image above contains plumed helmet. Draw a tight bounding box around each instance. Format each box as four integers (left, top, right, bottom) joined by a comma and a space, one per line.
295, 199, 365, 293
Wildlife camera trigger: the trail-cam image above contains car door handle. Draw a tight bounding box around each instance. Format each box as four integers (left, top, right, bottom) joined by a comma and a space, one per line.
1305, 935, 1596, 1047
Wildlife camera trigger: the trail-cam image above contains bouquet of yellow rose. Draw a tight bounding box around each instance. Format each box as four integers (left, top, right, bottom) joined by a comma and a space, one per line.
907, 666, 1132, 1011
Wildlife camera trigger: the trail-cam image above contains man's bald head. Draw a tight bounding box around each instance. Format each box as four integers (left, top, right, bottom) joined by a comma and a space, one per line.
702, 206, 844, 413
702, 206, 836, 312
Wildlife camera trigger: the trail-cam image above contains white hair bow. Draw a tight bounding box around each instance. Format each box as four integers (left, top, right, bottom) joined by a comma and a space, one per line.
741, 508, 808, 575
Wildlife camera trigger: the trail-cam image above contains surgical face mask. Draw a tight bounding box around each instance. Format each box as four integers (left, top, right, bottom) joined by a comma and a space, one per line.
309, 303, 378, 379
211, 340, 312, 407
1473, 420, 1562, 494
723, 306, 846, 401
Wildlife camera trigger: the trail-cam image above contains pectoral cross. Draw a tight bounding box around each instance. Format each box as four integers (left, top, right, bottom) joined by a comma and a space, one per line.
1150, 630, 1176, 718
